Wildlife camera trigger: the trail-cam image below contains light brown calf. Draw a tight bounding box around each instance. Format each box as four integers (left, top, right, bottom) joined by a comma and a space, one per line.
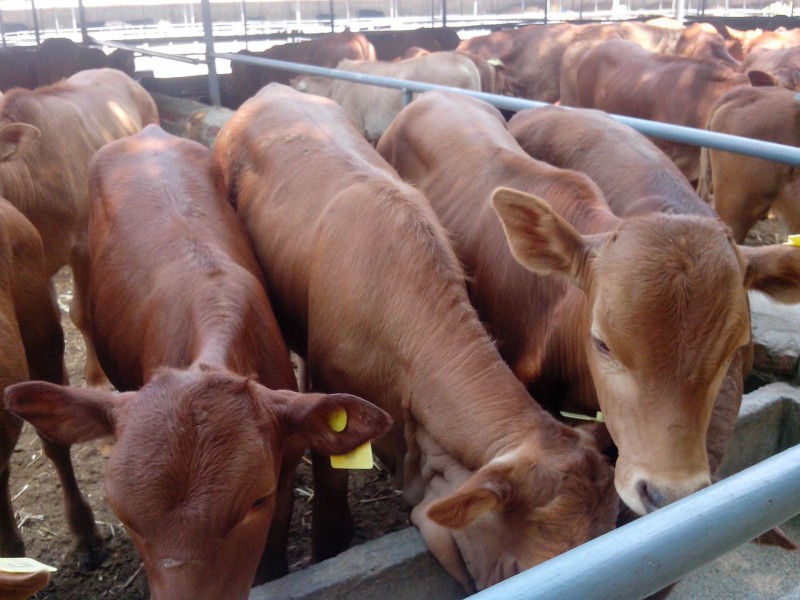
0, 68, 158, 389
698, 85, 800, 242
4, 125, 392, 600
213, 84, 618, 592
0, 199, 102, 569
378, 91, 800, 520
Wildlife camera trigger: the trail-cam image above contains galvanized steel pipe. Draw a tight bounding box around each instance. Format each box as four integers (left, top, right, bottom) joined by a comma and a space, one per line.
468, 443, 800, 600
216, 53, 800, 167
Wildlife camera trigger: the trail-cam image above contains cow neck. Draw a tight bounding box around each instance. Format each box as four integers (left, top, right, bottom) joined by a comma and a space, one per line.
405, 316, 563, 471
0, 159, 36, 206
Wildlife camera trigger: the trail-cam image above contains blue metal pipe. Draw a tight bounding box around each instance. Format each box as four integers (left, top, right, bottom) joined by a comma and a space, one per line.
468, 443, 800, 600
216, 53, 800, 167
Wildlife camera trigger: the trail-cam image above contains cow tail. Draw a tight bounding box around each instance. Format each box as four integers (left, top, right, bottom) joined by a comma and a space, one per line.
696, 137, 714, 205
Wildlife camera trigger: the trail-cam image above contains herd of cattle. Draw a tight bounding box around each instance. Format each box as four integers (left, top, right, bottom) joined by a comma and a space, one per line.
0, 16, 799, 599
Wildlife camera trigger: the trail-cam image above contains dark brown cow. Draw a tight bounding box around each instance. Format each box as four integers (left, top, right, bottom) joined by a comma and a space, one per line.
213, 83, 617, 593
364, 27, 461, 60
5, 125, 392, 600
0, 68, 158, 389
560, 38, 750, 183
0, 38, 136, 92
377, 90, 800, 520
698, 85, 800, 242
225, 31, 376, 108
0, 199, 103, 569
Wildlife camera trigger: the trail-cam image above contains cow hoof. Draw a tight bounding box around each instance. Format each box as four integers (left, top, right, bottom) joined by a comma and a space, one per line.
72, 536, 108, 572
0, 538, 26, 559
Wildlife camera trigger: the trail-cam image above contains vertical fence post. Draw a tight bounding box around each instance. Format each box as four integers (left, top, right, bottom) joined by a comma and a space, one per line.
30, 0, 40, 45
201, 0, 221, 107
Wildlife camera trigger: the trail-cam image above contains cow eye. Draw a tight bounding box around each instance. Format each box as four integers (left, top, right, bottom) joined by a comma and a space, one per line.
593, 336, 611, 356
251, 496, 268, 511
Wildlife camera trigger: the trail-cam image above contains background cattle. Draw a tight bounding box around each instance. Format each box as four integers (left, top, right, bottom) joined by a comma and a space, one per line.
0, 68, 157, 390
0, 38, 136, 92
0, 200, 104, 570
378, 90, 800, 525
225, 30, 376, 108
742, 46, 800, 89
5, 125, 392, 600
363, 26, 461, 60
290, 51, 485, 143
560, 38, 752, 183
698, 85, 800, 243
213, 83, 618, 593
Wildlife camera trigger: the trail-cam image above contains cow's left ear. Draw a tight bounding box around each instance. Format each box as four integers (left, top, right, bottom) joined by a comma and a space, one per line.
281, 391, 393, 456
0, 123, 40, 161
747, 70, 778, 87
739, 244, 800, 303
491, 186, 601, 292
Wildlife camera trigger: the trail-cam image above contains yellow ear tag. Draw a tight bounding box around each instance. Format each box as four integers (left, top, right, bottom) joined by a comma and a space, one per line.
560, 410, 605, 423
328, 408, 375, 469
0, 557, 57, 574
784, 234, 800, 247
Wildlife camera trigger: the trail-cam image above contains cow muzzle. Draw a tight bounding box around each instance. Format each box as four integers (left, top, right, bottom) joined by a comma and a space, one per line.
618, 468, 711, 515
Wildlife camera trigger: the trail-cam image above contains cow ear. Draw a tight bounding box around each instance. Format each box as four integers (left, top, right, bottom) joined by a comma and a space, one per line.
491, 186, 596, 291
739, 244, 800, 303
4, 381, 132, 444
283, 392, 393, 456
0, 123, 40, 161
747, 70, 778, 87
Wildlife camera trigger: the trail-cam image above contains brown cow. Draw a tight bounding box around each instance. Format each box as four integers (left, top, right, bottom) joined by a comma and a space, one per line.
4, 125, 392, 600
0, 68, 158, 389
378, 90, 800, 520
290, 51, 483, 143
742, 46, 800, 90
213, 83, 618, 592
698, 85, 800, 243
363, 27, 461, 61
560, 38, 751, 183
225, 31, 376, 109
0, 199, 103, 569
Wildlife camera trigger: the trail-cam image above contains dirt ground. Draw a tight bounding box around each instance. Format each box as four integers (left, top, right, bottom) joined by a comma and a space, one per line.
7, 218, 786, 599
7, 269, 409, 599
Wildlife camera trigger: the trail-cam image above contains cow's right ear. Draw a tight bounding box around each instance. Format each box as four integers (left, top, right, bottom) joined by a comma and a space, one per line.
491, 186, 598, 291
0, 123, 41, 161
4, 381, 132, 444
282, 392, 393, 456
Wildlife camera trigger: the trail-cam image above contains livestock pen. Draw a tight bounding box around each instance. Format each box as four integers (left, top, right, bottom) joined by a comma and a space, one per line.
2, 5, 800, 599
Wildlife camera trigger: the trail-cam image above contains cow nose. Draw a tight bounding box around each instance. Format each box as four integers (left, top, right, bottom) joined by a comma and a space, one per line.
635, 478, 711, 513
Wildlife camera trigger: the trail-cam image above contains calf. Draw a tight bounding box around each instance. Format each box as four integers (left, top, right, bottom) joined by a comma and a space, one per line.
5, 125, 391, 599
0, 199, 100, 566
697, 85, 800, 242
291, 52, 483, 143
378, 91, 800, 520
0, 68, 158, 389
213, 84, 618, 592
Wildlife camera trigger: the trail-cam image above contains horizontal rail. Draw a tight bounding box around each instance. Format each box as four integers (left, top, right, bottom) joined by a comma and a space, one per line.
217, 52, 800, 166
89, 36, 204, 65
469, 443, 800, 600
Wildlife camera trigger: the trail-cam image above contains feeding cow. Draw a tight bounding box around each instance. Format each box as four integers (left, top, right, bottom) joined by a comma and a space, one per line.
290, 51, 485, 143
377, 90, 800, 521
213, 83, 618, 593
0, 199, 103, 569
698, 85, 800, 243
4, 125, 391, 599
225, 30, 376, 109
0, 68, 158, 391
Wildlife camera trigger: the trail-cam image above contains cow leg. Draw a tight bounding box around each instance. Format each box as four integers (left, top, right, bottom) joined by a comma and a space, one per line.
39, 438, 106, 570
0, 414, 24, 557
67, 258, 107, 388
253, 458, 297, 584
310, 450, 354, 562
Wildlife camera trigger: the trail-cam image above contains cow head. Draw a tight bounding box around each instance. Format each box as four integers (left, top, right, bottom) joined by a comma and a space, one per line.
409, 425, 617, 592
4, 367, 392, 600
492, 187, 800, 516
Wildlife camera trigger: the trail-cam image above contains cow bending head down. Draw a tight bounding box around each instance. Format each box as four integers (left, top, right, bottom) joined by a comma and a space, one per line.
492, 187, 800, 515
5, 368, 391, 600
